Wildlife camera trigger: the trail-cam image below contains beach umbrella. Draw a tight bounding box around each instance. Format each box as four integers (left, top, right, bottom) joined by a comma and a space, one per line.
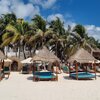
68, 48, 96, 63
21, 57, 33, 64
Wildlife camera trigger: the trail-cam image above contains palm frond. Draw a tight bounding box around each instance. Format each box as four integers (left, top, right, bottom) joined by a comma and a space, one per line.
1, 37, 13, 47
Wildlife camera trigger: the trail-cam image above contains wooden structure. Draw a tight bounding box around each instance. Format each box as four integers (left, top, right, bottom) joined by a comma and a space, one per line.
33, 46, 60, 81
68, 48, 97, 80
71, 62, 96, 80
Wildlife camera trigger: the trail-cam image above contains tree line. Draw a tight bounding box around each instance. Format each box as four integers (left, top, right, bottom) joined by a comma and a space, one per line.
0, 13, 100, 61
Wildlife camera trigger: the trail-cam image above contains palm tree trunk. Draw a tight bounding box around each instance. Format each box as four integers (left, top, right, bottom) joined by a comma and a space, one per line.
18, 46, 20, 58
22, 45, 26, 59
15, 47, 17, 57
29, 48, 32, 57
4, 46, 7, 58
56, 41, 58, 57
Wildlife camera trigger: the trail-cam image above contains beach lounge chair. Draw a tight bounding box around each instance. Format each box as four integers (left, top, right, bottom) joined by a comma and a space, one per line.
33, 71, 57, 81
69, 65, 96, 80
3, 66, 10, 78
70, 72, 96, 79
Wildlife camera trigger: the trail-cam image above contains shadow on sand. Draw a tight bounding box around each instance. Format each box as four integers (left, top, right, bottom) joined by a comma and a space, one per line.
63, 76, 73, 80
63, 76, 94, 81
27, 76, 33, 81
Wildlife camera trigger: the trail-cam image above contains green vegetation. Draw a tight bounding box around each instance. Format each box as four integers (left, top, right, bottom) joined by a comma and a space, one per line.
0, 13, 100, 61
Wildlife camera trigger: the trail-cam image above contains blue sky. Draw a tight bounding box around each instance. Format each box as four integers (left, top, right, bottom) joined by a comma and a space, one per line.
0, 0, 100, 40
39, 0, 100, 26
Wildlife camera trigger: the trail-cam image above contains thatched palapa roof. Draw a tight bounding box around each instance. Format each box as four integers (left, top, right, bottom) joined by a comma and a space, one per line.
68, 48, 96, 63
33, 46, 60, 62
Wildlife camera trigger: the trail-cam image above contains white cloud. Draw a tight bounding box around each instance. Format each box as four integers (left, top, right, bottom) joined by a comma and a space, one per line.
47, 13, 64, 22
0, 0, 40, 20
47, 13, 100, 40
85, 25, 100, 40
0, 0, 11, 15
29, 0, 57, 9
0, 0, 99, 40
11, 3, 40, 19
47, 13, 76, 30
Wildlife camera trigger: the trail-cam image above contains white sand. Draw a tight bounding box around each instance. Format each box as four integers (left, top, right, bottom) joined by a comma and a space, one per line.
0, 72, 100, 100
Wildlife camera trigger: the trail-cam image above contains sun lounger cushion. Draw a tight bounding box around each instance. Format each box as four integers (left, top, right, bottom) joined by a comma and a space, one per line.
70, 72, 95, 79
33, 72, 56, 79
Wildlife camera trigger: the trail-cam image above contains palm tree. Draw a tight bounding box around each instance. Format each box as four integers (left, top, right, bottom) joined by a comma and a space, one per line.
49, 17, 65, 35
0, 13, 99, 61
67, 24, 98, 58
31, 15, 46, 32
1, 18, 31, 58
72, 24, 87, 47
2, 13, 16, 25
1, 24, 21, 57
0, 13, 17, 53
48, 17, 66, 60
31, 15, 54, 51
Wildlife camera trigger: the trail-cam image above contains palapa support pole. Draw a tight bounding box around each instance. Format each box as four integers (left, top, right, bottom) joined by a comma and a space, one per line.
86, 63, 89, 73
93, 62, 96, 80
69, 63, 71, 77
56, 61, 58, 81
2, 59, 4, 69
75, 62, 78, 80
55, 41, 58, 81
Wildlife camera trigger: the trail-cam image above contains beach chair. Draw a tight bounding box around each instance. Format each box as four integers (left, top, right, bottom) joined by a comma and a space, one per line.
3, 66, 10, 78
70, 72, 96, 80
33, 71, 57, 81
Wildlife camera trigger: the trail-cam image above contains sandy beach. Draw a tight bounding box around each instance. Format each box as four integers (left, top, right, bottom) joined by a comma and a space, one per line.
0, 72, 100, 100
